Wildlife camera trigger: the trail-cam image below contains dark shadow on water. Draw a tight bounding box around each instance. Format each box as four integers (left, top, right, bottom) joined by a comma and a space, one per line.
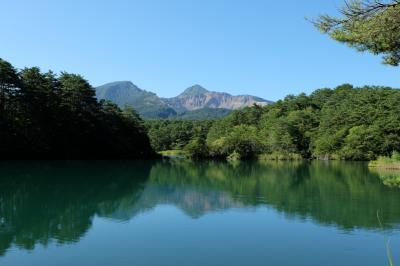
0, 160, 154, 255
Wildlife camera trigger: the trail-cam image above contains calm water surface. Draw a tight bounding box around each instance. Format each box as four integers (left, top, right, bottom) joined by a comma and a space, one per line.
0, 160, 399, 266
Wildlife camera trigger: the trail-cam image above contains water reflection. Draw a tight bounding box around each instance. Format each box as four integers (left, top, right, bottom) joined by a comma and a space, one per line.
0, 161, 151, 255
148, 160, 400, 230
0, 160, 399, 256
370, 168, 400, 188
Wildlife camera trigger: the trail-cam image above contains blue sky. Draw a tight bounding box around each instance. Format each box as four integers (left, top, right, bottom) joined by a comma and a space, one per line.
1, 0, 398, 101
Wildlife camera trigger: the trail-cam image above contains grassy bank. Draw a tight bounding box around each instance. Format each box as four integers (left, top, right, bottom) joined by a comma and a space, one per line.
159, 150, 187, 158
258, 152, 303, 161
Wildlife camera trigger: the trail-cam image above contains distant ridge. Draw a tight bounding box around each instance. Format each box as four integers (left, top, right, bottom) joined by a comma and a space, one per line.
96, 81, 176, 118
95, 81, 272, 119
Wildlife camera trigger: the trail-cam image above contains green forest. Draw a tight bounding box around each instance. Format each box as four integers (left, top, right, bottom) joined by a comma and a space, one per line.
2, 57, 400, 161
145, 120, 213, 151
148, 84, 400, 161
0, 59, 157, 159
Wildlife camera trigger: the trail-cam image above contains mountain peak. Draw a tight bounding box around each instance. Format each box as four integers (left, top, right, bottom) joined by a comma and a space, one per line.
96, 81, 272, 119
98, 81, 141, 91
180, 85, 208, 96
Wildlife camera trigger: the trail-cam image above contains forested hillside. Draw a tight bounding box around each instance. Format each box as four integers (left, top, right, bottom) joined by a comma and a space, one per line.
96, 81, 177, 119
0, 59, 157, 159
181, 84, 400, 160
206, 85, 400, 160
172, 108, 232, 120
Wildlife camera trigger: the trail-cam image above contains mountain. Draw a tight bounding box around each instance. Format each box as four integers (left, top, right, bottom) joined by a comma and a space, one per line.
95, 82, 271, 119
164, 84, 271, 112
95, 81, 177, 118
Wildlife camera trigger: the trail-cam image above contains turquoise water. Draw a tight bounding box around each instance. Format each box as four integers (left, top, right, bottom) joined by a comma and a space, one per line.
0, 160, 399, 266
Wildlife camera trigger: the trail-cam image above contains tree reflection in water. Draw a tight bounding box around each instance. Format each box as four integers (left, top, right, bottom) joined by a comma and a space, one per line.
0, 160, 399, 256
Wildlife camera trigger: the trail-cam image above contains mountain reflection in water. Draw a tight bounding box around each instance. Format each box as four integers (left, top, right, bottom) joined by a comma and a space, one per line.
0, 160, 399, 256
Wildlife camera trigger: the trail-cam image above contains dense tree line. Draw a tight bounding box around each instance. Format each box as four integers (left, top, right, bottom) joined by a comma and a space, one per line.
0, 59, 157, 159
185, 84, 400, 160
145, 120, 213, 151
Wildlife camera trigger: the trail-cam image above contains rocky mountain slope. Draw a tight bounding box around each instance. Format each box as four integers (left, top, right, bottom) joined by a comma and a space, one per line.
163, 84, 270, 112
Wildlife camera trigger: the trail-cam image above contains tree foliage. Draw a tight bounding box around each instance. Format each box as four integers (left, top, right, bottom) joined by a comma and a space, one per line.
145, 120, 213, 151
187, 84, 400, 160
0, 58, 157, 159
314, 0, 400, 65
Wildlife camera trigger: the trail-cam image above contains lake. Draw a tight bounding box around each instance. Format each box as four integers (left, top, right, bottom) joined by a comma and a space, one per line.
0, 160, 399, 266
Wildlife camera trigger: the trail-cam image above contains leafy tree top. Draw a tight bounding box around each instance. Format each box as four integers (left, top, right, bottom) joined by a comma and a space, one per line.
313, 0, 400, 66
